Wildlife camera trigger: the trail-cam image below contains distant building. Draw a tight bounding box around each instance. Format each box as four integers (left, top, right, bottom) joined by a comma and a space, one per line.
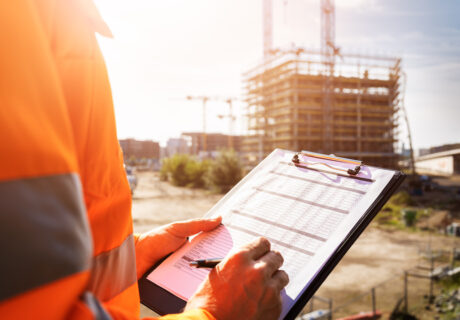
166, 137, 190, 156
119, 138, 160, 160
160, 146, 167, 159
428, 143, 460, 154
400, 143, 412, 158
181, 132, 242, 157
415, 148, 460, 176
417, 148, 430, 157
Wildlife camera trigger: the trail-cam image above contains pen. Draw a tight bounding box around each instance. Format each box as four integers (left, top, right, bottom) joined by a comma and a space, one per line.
189, 258, 223, 269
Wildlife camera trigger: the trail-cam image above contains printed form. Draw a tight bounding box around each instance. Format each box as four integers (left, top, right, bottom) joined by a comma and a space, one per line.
147, 149, 395, 319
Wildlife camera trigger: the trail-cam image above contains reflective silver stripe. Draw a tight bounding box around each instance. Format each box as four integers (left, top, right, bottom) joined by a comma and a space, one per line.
0, 174, 92, 301
82, 292, 112, 320
88, 234, 136, 301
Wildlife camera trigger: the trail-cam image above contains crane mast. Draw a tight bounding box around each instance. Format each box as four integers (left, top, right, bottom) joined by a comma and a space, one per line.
263, 0, 274, 57
321, 0, 336, 154
320, 0, 335, 58
186, 96, 208, 154
261, 0, 337, 153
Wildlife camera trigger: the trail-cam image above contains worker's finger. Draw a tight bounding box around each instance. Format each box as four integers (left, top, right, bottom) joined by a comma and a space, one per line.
241, 237, 271, 260
166, 216, 222, 237
271, 270, 289, 291
256, 250, 284, 277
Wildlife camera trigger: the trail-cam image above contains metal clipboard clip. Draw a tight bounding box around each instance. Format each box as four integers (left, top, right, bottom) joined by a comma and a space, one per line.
291, 151, 363, 176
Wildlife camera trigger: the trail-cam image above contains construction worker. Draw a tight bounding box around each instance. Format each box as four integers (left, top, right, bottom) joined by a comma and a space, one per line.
0, 1, 289, 319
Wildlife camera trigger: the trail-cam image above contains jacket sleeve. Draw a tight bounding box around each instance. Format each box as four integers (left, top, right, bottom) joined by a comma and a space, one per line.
0, 2, 217, 320
0, 2, 107, 319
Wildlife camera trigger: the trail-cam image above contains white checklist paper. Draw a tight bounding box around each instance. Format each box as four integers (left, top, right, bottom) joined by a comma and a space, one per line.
147, 149, 396, 319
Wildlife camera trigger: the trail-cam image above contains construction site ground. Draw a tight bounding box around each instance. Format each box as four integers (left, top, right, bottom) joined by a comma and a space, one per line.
134, 172, 458, 319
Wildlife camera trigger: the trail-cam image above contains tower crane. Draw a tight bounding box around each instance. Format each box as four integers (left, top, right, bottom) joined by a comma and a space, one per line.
262, 0, 338, 58
216, 97, 239, 149
262, 0, 338, 153
185, 96, 240, 153
186, 95, 209, 153
320, 0, 338, 154
262, 0, 273, 58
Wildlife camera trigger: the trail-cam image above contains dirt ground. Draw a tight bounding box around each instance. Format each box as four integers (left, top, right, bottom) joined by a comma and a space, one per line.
133, 172, 459, 319
132, 172, 222, 234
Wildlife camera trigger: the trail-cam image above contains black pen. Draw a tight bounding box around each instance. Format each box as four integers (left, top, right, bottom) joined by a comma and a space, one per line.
189, 258, 223, 269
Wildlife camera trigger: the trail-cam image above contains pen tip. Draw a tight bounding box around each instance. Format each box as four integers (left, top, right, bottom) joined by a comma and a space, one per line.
189, 261, 198, 267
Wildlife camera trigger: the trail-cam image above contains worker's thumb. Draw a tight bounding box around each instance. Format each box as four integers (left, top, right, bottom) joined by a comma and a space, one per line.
166, 216, 222, 238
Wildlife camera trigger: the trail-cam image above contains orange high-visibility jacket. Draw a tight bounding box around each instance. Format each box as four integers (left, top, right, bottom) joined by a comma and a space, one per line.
0, 1, 214, 319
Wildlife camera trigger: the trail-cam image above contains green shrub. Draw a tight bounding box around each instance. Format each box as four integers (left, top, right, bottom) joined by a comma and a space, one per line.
391, 190, 414, 206
186, 159, 210, 188
168, 154, 191, 186
376, 191, 415, 226
402, 209, 417, 226
161, 150, 243, 192
160, 154, 209, 188
159, 157, 171, 181
206, 149, 243, 193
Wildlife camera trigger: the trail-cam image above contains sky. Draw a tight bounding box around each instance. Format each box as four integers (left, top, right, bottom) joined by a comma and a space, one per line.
94, 0, 460, 150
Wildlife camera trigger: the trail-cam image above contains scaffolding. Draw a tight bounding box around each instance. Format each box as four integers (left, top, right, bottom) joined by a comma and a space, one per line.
242, 48, 402, 169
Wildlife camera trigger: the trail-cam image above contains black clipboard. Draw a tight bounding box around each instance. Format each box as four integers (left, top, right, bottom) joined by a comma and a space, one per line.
284, 170, 405, 319
139, 255, 187, 315
139, 150, 406, 319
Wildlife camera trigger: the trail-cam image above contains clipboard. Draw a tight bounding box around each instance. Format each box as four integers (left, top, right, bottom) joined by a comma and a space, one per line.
284, 151, 405, 319
139, 149, 406, 319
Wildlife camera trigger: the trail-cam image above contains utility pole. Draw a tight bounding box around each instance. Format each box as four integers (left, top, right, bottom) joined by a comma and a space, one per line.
186, 96, 209, 154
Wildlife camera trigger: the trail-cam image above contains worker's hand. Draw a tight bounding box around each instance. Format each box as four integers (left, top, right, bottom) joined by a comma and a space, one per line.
135, 216, 222, 279
185, 237, 289, 320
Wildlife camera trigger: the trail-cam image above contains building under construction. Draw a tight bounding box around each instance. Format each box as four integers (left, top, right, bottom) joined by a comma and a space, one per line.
242, 48, 401, 169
